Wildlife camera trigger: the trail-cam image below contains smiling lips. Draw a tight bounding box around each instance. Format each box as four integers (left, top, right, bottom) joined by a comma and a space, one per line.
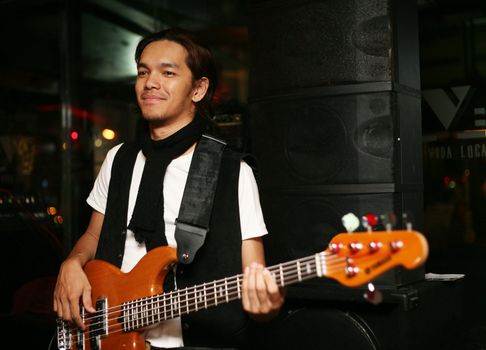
141, 94, 166, 104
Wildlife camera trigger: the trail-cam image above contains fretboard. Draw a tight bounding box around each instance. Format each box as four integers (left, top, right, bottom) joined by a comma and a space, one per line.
121, 252, 327, 331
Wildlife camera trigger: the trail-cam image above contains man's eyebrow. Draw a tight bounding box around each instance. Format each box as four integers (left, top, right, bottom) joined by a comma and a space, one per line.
137, 62, 180, 69
160, 62, 180, 69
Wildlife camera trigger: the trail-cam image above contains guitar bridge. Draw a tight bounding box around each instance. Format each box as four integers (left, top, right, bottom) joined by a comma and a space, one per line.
57, 318, 72, 350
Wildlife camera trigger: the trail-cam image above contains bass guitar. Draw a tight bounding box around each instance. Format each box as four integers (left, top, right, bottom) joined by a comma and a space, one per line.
56, 229, 428, 350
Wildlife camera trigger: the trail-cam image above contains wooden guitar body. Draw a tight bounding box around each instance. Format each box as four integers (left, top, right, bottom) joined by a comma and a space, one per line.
71, 246, 177, 350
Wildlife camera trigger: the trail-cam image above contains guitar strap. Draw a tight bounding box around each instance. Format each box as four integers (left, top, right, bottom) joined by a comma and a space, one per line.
175, 134, 226, 264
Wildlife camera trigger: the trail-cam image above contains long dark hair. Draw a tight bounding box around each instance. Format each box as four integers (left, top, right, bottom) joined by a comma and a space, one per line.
135, 28, 219, 122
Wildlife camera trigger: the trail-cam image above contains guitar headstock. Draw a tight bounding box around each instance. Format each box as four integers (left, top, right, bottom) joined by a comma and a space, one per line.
324, 227, 429, 287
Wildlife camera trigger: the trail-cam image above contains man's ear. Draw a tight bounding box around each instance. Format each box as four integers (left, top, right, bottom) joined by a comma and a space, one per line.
192, 77, 209, 103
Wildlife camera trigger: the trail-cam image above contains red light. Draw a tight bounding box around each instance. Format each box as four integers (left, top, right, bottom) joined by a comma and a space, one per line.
443, 176, 451, 186
70, 131, 79, 140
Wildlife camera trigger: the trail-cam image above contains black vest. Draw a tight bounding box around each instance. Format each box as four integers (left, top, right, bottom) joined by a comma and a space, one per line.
95, 141, 252, 348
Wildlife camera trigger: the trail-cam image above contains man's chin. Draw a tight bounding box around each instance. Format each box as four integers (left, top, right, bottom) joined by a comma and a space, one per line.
142, 115, 168, 125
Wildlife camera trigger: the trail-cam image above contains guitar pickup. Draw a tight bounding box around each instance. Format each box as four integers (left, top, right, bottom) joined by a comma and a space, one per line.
90, 298, 108, 350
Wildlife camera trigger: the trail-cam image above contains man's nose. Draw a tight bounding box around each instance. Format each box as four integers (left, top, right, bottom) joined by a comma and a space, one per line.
145, 72, 160, 89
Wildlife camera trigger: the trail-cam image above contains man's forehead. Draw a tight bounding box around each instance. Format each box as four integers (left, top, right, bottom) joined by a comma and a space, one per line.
138, 40, 189, 67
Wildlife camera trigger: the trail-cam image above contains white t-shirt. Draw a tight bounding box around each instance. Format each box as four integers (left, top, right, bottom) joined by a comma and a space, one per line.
86, 143, 268, 348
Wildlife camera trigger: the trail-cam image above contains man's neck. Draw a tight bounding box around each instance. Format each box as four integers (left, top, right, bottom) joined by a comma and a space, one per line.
149, 113, 195, 141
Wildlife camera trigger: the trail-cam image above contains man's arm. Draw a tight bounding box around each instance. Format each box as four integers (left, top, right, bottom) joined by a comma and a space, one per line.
53, 210, 104, 328
241, 237, 285, 321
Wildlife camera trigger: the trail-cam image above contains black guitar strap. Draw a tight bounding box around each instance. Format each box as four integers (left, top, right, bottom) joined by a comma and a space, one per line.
175, 134, 226, 264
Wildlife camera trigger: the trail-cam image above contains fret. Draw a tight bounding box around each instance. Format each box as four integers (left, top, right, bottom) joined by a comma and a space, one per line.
163, 293, 167, 320
170, 292, 174, 319
148, 297, 152, 325
132, 301, 137, 329
195, 289, 199, 312
141, 299, 146, 327
297, 260, 302, 282
144, 298, 149, 326
185, 288, 189, 314
237, 276, 241, 299
224, 278, 229, 303
315, 254, 323, 277
204, 283, 208, 309
320, 252, 327, 276
156, 295, 161, 323
135, 301, 139, 329
150, 297, 155, 325
177, 290, 181, 317
128, 302, 133, 330
214, 281, 218, 306
306, 262, 312, 274
279, 264, 284, 287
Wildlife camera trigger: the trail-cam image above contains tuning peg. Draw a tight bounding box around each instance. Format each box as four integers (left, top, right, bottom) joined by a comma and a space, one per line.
363, 282, 383, 305
362, 212, 378, 232
341, 213, 360, 233
402, 211, 413, 230
380, 212, 397, 231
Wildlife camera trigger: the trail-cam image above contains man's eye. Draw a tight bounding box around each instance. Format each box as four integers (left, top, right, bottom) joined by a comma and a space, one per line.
164, 71, 175, 77
137, 71, 147, 77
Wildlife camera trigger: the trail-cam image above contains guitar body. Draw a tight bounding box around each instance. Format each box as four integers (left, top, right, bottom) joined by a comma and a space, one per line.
76, 246, 177, 350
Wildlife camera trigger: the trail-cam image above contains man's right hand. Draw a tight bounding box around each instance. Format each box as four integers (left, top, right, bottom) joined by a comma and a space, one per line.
53, 257, 96, 329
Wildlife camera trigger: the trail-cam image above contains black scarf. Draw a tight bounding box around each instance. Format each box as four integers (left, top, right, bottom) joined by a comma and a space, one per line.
128, 116, 207, 248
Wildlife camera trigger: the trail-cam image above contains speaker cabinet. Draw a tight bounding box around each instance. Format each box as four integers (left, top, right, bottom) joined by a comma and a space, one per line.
248, 0, 423, 288
250, 92, 422, 188
248, 0, 420, 97
250, 279, 464, 350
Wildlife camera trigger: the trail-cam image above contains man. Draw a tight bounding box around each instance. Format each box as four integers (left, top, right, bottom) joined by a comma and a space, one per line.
53, 28, 284, 349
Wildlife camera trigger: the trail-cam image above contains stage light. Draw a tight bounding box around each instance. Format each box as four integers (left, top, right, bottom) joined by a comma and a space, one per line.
47, 207, 57, 215
70, 131, 79, 140
102, 128, 116, 140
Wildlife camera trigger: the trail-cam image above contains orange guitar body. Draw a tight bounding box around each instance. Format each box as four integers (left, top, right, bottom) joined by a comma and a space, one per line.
77, 246, 177, 350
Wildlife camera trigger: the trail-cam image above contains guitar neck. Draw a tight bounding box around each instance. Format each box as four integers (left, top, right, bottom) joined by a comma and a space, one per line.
122, 253, 324, 331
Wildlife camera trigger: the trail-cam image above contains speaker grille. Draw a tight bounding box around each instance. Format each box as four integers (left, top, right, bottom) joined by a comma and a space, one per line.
248, 0, 392, 97
250, 92, 406, 186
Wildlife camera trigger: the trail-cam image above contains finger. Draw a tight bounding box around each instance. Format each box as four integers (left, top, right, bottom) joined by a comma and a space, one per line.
60, 294, 72, 322
83, 288, 96, 313
263, 269, 282, 303
53, 287, 59, 314
241, 266, 251, 310
246, 263, 261, 312
255, 265, 268, 302
70, 297, 84, 329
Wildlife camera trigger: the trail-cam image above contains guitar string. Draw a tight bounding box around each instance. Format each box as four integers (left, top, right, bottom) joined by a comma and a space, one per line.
59, 252, 387, 344
58, 253, 330, 341
59, 250, 389, 345
58, 252, 331, 343
59, 251, 387, 344
59, 257, 330, 344
65, 252, 337, 325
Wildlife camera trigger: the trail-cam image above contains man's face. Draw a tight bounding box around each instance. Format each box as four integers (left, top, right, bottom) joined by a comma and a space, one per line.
135, 40, 197, 124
